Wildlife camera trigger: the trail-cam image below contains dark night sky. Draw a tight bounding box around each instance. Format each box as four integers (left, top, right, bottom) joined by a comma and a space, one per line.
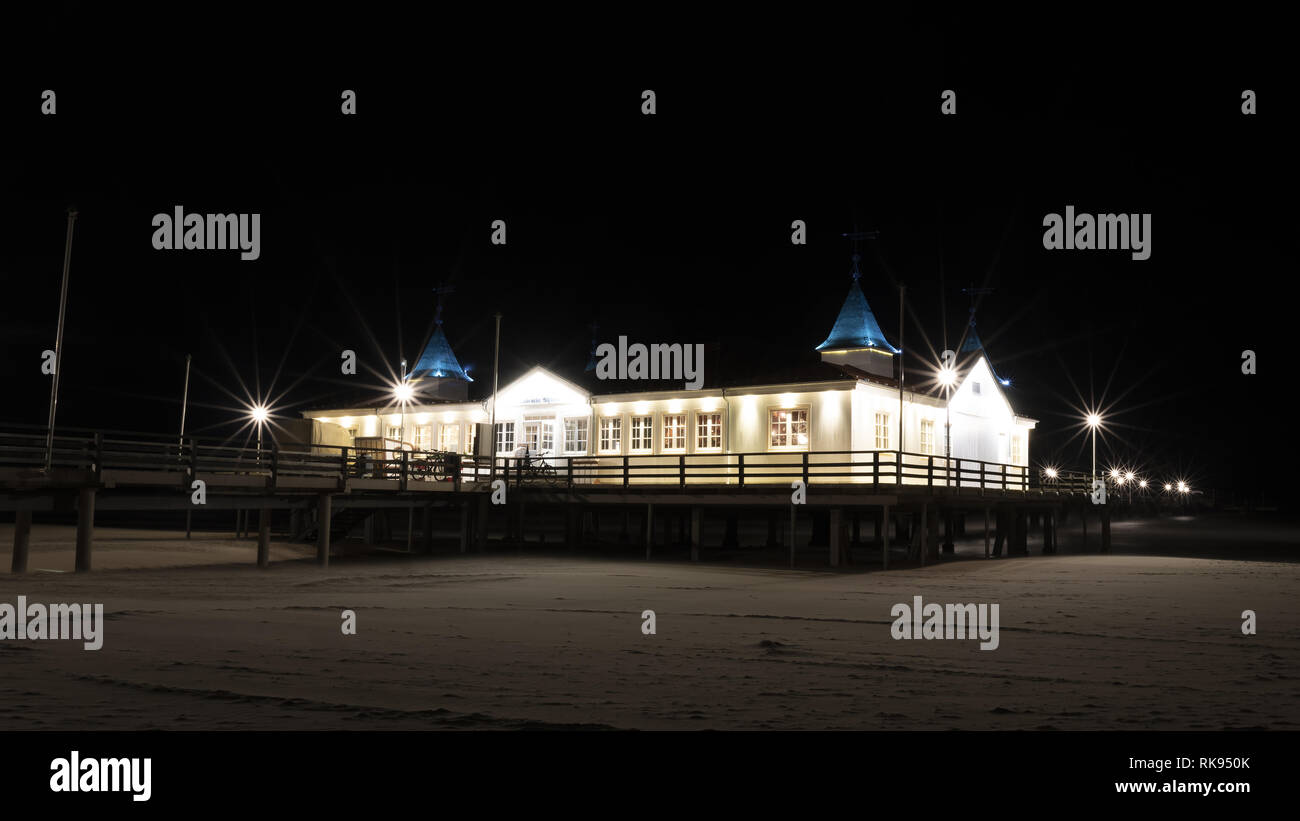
1, 12, 1292, 500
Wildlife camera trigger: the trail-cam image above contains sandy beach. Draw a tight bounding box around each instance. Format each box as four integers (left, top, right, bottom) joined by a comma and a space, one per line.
1, 516, 1297, 731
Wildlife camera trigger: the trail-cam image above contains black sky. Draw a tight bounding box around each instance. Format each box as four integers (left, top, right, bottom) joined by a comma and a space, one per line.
1, 12, 1292, 500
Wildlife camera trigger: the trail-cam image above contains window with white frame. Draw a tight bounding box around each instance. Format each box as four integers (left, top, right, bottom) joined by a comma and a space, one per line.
523, 421, 553, 453
920, 419, 935, 455
769, 408, 809, 449
387, 425, 402, 442
630, 416, 653, 451
662, 414, 686, 450
1010, 434, 1022, 464
439, 423, 460, 452
874, 411, 890, 450
599, 416, 622, 453
563, 418, 589, 453
413, 425, 432, 451
696, 412, 722, 450
467, 424, 477, 455
495, 422, 515, 453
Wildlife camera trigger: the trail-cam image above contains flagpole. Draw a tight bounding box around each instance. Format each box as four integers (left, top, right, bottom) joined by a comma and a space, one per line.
44, 207, 78, 472
489, 312, 502, 483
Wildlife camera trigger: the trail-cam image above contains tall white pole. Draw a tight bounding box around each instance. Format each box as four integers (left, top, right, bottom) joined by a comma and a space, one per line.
178, 354, 192, 451
490, 313, 502, 481
399, 359, 407, 449
44, 208, 78, 472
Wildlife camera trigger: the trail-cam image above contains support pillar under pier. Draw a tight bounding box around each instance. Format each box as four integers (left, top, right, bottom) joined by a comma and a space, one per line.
75, 488, 95, 573
257, 507, 270, 567
829, 508, 843, 568
690, 507, 702, 562
881, 504, 891, 570
317, 494, 333, 567
11, 509, 32, 574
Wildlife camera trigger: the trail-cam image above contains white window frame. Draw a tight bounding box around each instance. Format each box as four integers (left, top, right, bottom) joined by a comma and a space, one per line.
1010, 434, 1022, 465
695, 411, 722, 451
630, 415, 653, 453
599, 416, 623, 454
768, 406, 810, 451
495, 422, 515, 454
563, 417, 589, 454
661, 413, 686, 452
438, 423, 460, 453
874, 411, 891, 450
919, 419, 935, 455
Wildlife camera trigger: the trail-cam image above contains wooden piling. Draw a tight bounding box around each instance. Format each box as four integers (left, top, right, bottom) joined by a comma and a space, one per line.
11, 509, 32, 574
257, 507, 270, 567
690, 506, 702, 562
75, 488, 95, 573
881, 505, 890, 569
317, 494, 332, 567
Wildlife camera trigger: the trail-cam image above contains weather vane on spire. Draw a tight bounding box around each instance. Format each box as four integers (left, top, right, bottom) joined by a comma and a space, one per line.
433, 283, 456, 325
841, 226, 880, 281
960, 282, 995, 322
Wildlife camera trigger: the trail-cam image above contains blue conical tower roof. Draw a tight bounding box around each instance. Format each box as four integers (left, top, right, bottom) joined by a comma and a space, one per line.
816, 256, 900, 353
410, 322, 472, 382
958, 311, 1010, 386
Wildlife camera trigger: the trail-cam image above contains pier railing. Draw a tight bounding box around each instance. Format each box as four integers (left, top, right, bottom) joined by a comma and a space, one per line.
0, 425, 1094, 496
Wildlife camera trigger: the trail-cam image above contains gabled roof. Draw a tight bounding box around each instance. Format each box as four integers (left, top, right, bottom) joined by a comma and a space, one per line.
816, 278, 900, 354
410, 323, 472, 382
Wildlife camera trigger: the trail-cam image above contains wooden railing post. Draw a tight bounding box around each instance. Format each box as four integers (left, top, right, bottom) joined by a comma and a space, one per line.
400, 450, 409, 491
271, 443, 279, 488
738, 453, 745, 487
927, 455, 933, 488
873, 451, 879, 488
340, 446, 349, 478
679, 454, 686, 488
568, 457, 574, 488
189, 437, 199, 483
623, 455, 630, 488
802, 452, 809, 485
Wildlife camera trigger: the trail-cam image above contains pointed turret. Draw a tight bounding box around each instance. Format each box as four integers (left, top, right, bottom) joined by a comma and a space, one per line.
409, 290, 473, 400
816, 253, 899, 378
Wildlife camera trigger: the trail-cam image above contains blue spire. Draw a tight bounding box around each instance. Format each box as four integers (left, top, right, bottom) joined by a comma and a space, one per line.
410, 320, 472, 382
960, 310, 1011, 387
816, 258, 900, 353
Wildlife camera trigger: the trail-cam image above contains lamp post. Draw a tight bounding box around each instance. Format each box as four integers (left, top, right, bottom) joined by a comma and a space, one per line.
399, 359, 408, 449
249, 405, 269, 466
1086, 413, 1101, 486
43, 207, 78, 472
938, 363, 957, 486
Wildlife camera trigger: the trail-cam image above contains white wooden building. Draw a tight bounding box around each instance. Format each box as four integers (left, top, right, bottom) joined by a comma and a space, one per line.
303, 266, 1036, 485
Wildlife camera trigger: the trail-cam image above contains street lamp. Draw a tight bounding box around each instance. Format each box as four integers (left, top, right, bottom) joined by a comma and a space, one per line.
1086, 413, 1101, 484
394, 359, 414, 450
938, 364, 957, 486
250, 404, 269, 461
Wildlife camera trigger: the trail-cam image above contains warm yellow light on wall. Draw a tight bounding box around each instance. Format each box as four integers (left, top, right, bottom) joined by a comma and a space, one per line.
443, 412, 455, 423
634, 402, 650, 416
389, 414, 401, 425
414, 413, 429, 424
779, 393, 797, 409
602, 403, 620, 417
699, 398, 718, 412
667, 400, 682, 414
339, 416, 353, 428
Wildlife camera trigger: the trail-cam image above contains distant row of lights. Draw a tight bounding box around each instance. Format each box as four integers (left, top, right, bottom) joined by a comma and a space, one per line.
1041, 465, 1191, 494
